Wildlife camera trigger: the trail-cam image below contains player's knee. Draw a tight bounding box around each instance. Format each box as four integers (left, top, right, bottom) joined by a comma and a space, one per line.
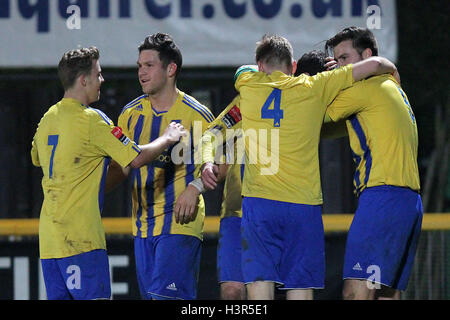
342, 284, 356, 300
220, 282, 246, 300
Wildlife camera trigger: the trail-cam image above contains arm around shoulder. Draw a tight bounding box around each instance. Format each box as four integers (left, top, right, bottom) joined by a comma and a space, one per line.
352, 57, 397, 82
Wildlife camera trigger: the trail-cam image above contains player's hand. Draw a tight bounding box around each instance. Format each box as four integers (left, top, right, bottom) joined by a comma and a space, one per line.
163, 122, 187, 144
201, 162, 219, 190
325, 57, 338, 71
174, 185, 200, 225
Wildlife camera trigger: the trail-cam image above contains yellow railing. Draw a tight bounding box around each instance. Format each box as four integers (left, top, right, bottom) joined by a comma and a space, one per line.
0, 214, 449, 236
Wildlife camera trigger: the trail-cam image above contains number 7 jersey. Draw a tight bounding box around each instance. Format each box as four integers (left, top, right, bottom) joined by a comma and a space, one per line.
235, 66, 354, 205
31, 98, 141, 259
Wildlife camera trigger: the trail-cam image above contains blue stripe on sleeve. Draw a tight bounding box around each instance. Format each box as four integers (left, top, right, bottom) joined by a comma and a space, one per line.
89, 108, 112, 125
185, 95, 214, 122
349, 115, 372, 192
120, 95, 147, 114
182, 96, 214, 122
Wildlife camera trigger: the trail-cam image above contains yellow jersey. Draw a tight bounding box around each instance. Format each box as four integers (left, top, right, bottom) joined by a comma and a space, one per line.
118, 91, 214, 240
31, 98, 141, 259
201, 95, 244, 219
220, 162, 244, 219
325, 74, 420, 194
235, 65, 354, 205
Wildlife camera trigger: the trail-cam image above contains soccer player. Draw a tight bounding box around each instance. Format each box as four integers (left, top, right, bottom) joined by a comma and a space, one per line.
106, 33, 215, 300
203, 55, 331, 300
224, 34, 398, 300
30, 47, 186, 300
324, 27, 423, 300
201, 94, 247, 300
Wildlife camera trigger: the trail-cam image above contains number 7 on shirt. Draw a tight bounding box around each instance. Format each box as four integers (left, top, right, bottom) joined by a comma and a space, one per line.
261, 89, 283, 127
48, 135, 59, 179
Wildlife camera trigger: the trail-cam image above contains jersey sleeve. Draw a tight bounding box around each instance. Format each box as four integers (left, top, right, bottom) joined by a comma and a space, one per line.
325, 83, 367, 122
235, 68, 258, 93
89, 111, 141, 168
311, 64, 355, 109
201, 95, 242, 164
31, 138, 40, 167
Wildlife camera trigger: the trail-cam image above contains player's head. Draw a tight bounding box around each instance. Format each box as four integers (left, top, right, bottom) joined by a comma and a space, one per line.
255, 34, 297, 75
137, 33, 182, 95
325, 26, 378, 66
58, 46, 104, 104
294, 50, 327, 76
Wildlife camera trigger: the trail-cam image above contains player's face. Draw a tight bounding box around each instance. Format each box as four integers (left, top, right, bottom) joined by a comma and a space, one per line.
333, 40, 363, 67
86, 60, 104, 104
137, 50, 169, 95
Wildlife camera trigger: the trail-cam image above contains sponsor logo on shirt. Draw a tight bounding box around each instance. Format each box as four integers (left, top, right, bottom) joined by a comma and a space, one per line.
111, 126, 130, 146
222, 105, 242, 128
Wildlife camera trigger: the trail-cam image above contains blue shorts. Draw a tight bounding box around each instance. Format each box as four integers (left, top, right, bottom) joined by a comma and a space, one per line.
217, 216, 244, 283
41, 249, 111, 300
343, 186, 423, 291
241, 197, 325, 289
134, 234, 202, 300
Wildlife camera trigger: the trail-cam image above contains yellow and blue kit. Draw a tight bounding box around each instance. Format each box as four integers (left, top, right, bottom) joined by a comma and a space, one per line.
325, 74, 420, 194
31, 98, 141, 260
325, 74, 422, 291
118, 92, 214, 241
235, 65, 354, 205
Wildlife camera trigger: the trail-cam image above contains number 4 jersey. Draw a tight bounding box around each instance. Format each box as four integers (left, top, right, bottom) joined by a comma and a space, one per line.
31, 98, 141, 259
235, 65, 354, 205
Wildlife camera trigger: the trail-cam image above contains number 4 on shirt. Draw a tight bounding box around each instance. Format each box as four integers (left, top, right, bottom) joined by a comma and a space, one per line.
261, 89, 283, 127
48, 135, 59, 179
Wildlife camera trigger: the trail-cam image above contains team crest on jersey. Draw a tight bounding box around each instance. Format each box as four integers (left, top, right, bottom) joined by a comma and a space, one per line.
111, 126, 130, 146
222, 105, 242, 128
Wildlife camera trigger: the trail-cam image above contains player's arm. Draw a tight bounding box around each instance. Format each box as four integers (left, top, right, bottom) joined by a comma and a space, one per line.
200, 95, 243, 190
105, 160, 130, 193
31, 139, 40, 167
326, 84, 366, 123
175, 163, 229, 225
130, 122, 186, 168
352, 57, 397, 82
174, 104, 216, 225
105, 123, 186, 192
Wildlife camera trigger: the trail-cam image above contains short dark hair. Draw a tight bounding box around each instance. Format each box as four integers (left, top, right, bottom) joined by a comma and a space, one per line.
138, 33, 182, 79
58, 47, 99, 90
325, 26, 378, 57
255, 34, 294, 70
294, 50, 327, 76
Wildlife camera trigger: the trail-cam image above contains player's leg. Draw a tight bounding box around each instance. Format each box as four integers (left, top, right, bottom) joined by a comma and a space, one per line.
217, 216, 246, 300
241, 197, 284, 300
279, 203, 325, 300
342, 279, 375, 300
247, 281, 275, 300
286, 289, 313, 300
134, 236, 155, 300
41, 259, 72, 300
58, 249, 111, 300
342, 186, 423, 300
220, 282, 246, 300
147, 234, 202, 300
